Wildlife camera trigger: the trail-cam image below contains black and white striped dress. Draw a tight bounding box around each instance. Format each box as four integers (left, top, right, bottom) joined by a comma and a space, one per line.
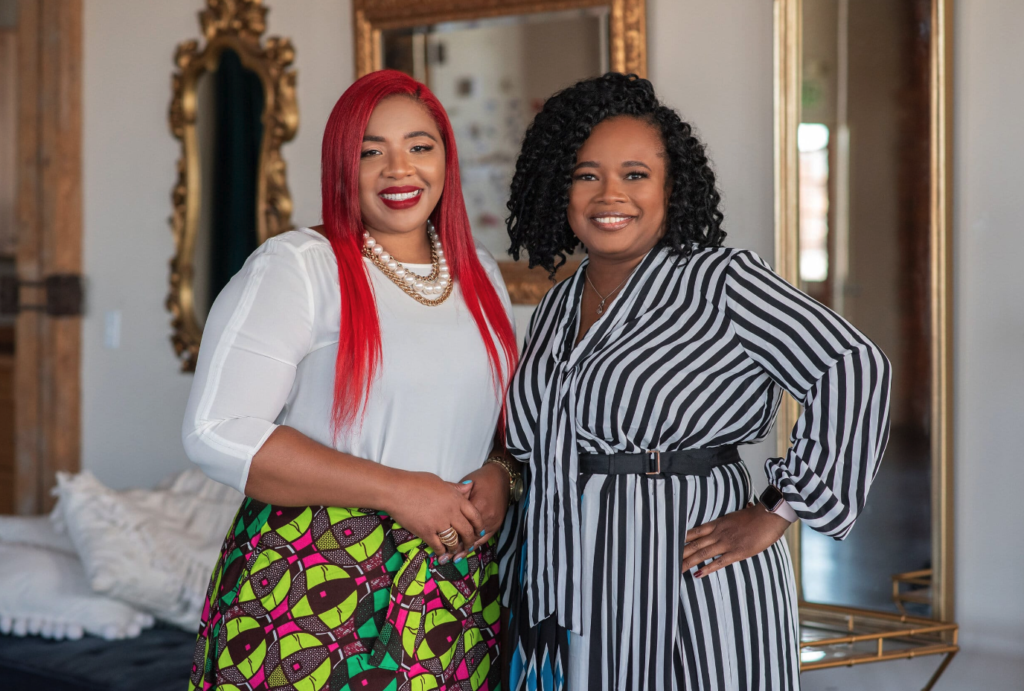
497, 246, 891, 691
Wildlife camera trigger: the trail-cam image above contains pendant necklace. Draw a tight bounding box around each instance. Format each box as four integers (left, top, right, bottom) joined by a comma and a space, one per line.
585, 267, 633, 316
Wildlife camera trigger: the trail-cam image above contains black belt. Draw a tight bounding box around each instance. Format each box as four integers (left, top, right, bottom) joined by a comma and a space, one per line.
579, 445, 741, 477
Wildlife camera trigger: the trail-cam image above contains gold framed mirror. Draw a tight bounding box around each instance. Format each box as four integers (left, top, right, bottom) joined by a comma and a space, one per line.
168, 0, 298, 371
774, 0, 957, 681
353, 0, 647, 303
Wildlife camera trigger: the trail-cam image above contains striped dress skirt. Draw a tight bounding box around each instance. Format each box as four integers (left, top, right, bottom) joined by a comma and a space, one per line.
507, 462, 801, 691
188, 501, 503, 691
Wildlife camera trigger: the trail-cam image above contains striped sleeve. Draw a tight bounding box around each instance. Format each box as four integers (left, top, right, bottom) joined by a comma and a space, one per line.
724, 250, 891, 539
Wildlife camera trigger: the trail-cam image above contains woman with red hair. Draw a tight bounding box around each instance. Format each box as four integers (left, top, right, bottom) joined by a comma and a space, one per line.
182, 70, 520, 691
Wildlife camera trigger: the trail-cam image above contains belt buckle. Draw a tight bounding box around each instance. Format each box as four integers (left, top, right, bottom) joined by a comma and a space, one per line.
645, 449, 661, 476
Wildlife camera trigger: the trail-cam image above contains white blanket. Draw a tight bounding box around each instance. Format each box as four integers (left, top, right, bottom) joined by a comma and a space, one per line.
0, 534, 154, 640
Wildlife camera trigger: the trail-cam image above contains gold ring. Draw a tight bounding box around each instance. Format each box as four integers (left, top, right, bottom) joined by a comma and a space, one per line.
438, 527, 459, 549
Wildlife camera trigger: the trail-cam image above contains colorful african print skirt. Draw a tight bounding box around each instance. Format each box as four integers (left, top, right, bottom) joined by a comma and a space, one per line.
188, 500, 502, 691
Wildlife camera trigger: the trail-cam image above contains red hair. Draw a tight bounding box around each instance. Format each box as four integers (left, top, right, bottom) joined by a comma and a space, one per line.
321, 70, 518, 433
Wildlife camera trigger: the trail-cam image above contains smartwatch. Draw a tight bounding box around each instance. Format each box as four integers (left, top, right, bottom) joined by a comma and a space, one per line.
759, 485, 798, 522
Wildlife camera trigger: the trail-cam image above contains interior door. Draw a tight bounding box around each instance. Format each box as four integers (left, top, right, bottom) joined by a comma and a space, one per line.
0, 0, 83, 515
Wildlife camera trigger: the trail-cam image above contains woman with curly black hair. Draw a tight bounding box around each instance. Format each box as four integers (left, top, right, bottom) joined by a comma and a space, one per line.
496, 73, 891, 690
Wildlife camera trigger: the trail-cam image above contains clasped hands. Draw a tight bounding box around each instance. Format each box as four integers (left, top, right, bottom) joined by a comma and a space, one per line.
681, 501, 792, 578
387, 462, 510, 564
393, 469, 790, 573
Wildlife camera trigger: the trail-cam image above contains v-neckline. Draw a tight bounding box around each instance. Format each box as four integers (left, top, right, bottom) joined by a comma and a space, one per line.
563, 248, 661, 361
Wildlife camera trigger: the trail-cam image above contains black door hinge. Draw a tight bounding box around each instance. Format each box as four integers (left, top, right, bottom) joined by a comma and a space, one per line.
0, 274, 84, 317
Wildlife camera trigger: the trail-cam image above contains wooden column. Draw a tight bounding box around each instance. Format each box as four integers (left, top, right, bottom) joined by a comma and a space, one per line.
1, 5, 19, 514
15, 0, 82, 514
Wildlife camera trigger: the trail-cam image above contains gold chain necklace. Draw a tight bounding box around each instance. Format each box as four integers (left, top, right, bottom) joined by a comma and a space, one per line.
361, 223, 454, 307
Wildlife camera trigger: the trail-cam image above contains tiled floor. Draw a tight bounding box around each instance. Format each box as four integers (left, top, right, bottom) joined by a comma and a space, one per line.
801, 649, 1024, 691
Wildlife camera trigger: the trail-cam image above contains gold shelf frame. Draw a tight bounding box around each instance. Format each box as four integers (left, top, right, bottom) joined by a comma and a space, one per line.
800, 603, 958, 691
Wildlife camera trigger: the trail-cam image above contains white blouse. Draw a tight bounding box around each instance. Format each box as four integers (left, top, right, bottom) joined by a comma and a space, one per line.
182, 227, 514, 495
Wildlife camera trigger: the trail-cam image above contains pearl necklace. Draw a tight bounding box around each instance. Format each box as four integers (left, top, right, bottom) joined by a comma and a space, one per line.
362, 222, 454, 306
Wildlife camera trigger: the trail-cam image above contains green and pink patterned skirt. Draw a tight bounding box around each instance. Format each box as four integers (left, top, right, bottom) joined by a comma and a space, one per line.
188, 500, 502, 691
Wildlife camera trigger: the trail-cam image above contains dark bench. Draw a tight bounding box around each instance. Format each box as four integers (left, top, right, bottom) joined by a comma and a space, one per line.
0, 624, 195, 691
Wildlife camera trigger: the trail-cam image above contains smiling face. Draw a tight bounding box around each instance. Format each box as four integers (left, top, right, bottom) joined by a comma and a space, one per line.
359, 95, 446, 238
567, 116, 669, 262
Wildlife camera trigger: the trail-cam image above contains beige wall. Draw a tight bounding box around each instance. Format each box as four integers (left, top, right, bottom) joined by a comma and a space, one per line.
78, 0, 1024, 661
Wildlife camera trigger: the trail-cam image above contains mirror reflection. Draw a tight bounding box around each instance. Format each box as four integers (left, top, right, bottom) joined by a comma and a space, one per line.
382, 9, 608, 259
797, 0, 934, 616
193, 48, 265, 325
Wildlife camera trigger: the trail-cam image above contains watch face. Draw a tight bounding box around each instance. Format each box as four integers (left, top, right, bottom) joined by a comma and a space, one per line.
760, 485, 784, 511
512, 476, 525, 503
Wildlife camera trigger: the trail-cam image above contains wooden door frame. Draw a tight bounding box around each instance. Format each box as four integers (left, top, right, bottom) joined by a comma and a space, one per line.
13, 0, 82, 514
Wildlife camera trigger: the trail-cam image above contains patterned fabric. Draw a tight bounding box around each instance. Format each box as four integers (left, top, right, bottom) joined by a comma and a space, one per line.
189, 499, 502, 691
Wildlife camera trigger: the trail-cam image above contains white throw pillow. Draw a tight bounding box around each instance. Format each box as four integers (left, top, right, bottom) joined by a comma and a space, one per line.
0, 514, 77, 554
52, 469, 242, 630
0, 542, 154, 640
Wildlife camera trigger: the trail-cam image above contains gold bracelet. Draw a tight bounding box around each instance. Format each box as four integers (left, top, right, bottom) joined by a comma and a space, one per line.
485, 455, 524, 503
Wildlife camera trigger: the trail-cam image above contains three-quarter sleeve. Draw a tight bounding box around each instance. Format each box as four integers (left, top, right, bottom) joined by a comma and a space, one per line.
725, 250, 891, 539
182, 237, 316, 494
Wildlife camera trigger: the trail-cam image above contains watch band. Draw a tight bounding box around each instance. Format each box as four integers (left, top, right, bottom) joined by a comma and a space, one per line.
485, 455, 524, 502
759, 485, 798, 523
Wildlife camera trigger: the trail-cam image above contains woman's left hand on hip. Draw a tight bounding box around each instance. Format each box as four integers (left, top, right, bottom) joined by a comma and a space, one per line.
681, 502, 791, 578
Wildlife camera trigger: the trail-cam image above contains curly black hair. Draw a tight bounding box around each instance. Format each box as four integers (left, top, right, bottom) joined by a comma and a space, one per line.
506, 73, 726, 275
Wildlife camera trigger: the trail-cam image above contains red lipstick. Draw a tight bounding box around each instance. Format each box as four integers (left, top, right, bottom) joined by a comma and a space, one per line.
379, 186, 423, 210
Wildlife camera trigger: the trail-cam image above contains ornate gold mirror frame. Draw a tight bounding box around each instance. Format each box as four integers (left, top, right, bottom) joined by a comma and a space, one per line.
168, 0, 297, 371
353, 0, 647, 303
774, 0, 957, 685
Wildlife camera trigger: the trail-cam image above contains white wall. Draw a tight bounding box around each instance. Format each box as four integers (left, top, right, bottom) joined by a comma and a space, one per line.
649, 0, 775, 261
81, 0, 350, 489
951, 0, 1024, 658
